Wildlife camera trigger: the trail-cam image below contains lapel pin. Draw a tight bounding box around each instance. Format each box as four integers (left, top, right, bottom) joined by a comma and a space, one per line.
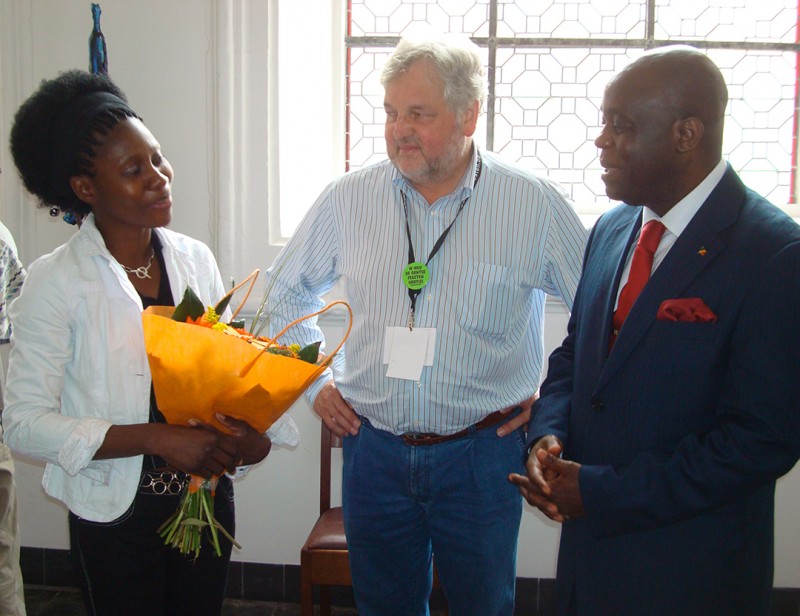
698, 247, 707, 256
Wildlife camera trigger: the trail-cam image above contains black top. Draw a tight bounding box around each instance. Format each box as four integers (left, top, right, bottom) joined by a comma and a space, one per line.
138, 232, 175, 472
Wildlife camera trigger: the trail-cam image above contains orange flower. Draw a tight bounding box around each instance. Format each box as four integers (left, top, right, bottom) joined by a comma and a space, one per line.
186, 314, 214, 328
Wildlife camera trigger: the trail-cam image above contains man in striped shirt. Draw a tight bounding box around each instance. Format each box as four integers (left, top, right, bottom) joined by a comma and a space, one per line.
0, 220, 27, 616
266, 33, 587, 615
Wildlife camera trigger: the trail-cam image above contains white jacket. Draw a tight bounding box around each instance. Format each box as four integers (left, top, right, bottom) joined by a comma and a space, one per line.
3, 214, 226, 521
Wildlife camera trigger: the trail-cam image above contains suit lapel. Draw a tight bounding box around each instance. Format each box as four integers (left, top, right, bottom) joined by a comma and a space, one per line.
594, 166, 743, 392
574, 207, 641, 390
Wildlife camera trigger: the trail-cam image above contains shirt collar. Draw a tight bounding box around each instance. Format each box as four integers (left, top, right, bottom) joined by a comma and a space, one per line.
75, 213, 165, 260
74, 213, 105, 257
642, 158, 726, 235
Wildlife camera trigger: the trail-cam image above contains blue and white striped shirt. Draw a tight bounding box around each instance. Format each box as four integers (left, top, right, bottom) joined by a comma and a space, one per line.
265, 148, 587, 435
0, 222, 26, 345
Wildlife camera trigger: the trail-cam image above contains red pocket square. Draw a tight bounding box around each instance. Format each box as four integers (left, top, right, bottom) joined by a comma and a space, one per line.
657, 298, 718, 323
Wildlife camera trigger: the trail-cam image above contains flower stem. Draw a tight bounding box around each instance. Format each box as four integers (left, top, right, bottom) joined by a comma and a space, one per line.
157, 474, 237, 559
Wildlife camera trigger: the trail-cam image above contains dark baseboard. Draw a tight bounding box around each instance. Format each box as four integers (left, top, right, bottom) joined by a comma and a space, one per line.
20, 547, 800, 616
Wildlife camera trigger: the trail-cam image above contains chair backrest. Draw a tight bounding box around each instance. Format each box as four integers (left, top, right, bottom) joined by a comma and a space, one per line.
319, 421, 343, 515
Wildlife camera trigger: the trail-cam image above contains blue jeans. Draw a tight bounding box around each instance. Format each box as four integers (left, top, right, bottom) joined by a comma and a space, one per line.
342, 414, 526, 616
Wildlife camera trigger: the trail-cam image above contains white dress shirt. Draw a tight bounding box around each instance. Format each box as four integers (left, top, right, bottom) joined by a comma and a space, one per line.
615, 158, 727, 306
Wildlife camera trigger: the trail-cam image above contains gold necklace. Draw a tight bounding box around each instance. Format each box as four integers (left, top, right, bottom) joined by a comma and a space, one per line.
120, 248, 155, 279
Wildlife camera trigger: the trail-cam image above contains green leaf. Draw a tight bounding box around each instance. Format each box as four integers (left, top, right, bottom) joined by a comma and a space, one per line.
172, 287, 205, 322
180, 518, 210, 528
214, 294, 232, 316
229, 318, 246, 330
298, 341, 321, 364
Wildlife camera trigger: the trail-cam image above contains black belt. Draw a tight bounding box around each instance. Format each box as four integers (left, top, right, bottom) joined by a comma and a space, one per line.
400, 410, 507, 446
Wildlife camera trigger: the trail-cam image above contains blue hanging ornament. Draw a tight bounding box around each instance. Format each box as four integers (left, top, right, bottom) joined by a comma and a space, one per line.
89, 3, 108, 75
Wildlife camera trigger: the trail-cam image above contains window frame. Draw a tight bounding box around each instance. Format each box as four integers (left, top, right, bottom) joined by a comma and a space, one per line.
343, 0, 800, 221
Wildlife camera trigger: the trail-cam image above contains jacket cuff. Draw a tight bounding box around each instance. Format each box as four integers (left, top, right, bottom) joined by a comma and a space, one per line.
58, 417, 113, 477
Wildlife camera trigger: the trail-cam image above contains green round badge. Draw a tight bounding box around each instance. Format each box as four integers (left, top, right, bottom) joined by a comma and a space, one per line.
402, 262, 430, 290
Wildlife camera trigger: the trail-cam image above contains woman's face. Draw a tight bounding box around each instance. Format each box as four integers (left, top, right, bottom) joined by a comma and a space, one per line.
72, 117, 173, 234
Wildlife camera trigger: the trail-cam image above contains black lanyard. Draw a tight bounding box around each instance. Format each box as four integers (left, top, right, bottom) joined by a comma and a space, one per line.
400, 153, 483, 329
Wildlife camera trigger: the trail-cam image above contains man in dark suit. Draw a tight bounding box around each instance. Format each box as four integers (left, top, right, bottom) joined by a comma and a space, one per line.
510, 47, 800, 615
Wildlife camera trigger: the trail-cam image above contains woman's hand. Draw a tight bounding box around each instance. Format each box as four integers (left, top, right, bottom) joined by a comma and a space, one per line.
98, 418, 270, 477
214, 413, 272, 466
160, 423, 239, 477
102, 423, 240, 478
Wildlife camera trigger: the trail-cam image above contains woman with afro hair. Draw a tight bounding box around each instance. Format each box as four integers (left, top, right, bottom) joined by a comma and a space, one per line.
4, 69, 271, 615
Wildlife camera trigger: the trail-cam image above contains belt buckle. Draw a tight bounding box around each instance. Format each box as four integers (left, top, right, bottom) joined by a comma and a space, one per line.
139, 468, 187, 495
401, 432, 437, 446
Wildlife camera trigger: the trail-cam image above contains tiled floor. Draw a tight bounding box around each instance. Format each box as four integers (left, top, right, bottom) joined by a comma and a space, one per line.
23, 586, 359, 616
23, 584, 800, 616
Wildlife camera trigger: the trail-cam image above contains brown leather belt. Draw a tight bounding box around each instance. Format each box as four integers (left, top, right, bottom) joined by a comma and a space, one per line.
400, 410, 507, 446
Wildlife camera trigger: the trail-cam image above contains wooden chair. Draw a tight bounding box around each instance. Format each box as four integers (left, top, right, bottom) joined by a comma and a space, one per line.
300, 421, 349, 616
300, 421, 447, 616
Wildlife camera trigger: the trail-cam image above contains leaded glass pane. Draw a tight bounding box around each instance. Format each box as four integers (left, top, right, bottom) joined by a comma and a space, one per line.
346, 1, 800, 207
655, 0, 797, 44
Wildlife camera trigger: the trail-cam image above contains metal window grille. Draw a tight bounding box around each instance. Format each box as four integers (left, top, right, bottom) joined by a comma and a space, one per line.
345, 0, 800, 209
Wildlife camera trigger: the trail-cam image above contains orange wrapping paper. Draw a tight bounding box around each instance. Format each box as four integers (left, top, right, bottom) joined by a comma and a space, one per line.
142, 301, 351, 433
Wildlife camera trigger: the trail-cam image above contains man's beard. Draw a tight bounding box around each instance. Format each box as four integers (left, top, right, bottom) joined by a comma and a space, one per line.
391, 135, 469, 187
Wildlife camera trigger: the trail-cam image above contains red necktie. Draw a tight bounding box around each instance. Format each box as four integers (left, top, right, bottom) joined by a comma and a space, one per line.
610, 220, 666, 345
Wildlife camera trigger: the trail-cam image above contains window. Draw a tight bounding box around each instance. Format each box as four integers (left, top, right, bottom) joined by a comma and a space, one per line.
343, 0, 800, 224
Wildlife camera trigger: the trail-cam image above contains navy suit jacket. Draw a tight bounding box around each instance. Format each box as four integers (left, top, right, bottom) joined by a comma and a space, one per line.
528, 166, 800, 616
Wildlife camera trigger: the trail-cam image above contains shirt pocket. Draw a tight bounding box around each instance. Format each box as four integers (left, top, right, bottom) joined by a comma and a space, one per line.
458, 259, 519, 339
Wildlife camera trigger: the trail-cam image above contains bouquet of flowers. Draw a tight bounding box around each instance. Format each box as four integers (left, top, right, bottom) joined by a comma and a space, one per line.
142, 270, 351, 558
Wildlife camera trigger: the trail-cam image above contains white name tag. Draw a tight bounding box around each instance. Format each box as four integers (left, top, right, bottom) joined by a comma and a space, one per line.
383, 326, 436, 380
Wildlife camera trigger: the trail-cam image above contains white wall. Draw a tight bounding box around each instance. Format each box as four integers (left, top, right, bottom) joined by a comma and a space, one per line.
1, 0, 798, 586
